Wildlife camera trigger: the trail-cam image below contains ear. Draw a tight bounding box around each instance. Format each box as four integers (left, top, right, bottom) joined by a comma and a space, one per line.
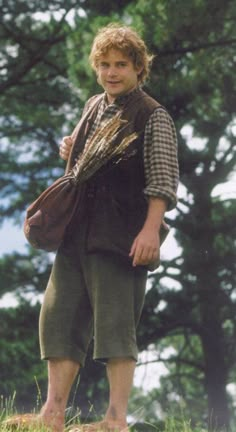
95, 68, 101, 85
136, 65, 143, 79
136, 65, 143, 74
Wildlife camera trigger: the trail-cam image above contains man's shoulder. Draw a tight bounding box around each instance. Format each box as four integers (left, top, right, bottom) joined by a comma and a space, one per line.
128, 89, 161, 120
129, 89, 161, 114
83, 93, 104, 114
139, 89, 161, 107
86, 93, 104, 105
122, 89, 161, 130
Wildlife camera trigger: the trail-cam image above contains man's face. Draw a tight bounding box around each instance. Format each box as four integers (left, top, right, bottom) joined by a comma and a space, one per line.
96, 49, 143, 103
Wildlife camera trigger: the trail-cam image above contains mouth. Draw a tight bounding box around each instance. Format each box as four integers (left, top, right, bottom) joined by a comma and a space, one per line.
107, 81, 121, 85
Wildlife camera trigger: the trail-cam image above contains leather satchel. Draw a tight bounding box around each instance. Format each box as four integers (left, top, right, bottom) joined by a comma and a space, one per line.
23, 175, 84, 251
23, 113, 139, 251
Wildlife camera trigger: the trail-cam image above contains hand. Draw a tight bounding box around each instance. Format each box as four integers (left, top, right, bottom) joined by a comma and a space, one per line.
129, 227, 160, 267
59, 136, 73, 160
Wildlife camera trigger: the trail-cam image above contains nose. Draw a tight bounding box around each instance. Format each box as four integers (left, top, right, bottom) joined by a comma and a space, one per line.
107, 66, 117, 77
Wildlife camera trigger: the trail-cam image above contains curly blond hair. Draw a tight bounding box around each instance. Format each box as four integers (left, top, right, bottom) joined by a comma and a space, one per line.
89, 23, 154, 84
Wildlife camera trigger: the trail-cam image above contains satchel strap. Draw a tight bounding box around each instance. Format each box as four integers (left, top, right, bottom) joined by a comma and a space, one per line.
65, 94, 103, 174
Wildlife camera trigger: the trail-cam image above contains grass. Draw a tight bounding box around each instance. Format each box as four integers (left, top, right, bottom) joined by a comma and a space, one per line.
0, 412, 210, 432
0, 411, 228, 432
0, 421, 209, 432
0, 396, 230, 432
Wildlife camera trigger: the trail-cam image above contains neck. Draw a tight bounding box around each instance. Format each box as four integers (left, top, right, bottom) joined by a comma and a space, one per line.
106, 85, 140, 105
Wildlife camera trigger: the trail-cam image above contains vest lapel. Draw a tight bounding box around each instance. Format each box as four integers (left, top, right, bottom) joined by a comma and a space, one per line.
65, 94, 103, 174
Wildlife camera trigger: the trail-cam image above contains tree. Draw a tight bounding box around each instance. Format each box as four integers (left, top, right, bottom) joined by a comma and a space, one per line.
129, 1, 236, 428
0, 301, 47, 410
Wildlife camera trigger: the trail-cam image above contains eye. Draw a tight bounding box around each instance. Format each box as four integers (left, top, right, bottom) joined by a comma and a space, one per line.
99, 62, 109, 69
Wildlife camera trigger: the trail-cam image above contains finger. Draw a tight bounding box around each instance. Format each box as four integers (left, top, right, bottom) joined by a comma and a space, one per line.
60, 149, 70, 161
63, 136, 73, 146
60, 144, 70, 155
135, 247, 158, 266
60, 154, 68, 161
59, 146, 68, 160
59, 136, 72, 151
135, 249, 150, 265
59, 137, 73, 160
142, 249, 154, 264
132, 245, 144, 267
129, 238, 137, 257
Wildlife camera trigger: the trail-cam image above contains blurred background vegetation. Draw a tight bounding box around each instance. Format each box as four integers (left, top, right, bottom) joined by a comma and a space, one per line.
0, 0, 236, 430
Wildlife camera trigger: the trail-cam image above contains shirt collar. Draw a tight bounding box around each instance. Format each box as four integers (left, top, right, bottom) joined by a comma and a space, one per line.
103, 86, 141, 107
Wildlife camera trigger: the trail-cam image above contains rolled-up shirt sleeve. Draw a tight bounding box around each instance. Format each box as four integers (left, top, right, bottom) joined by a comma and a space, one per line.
143, 107, 179, 210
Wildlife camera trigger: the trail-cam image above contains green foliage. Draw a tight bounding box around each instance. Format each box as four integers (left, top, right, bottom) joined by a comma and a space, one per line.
0, 1, 81, 220
0, 250, 52, 298
0, 302, 47, 410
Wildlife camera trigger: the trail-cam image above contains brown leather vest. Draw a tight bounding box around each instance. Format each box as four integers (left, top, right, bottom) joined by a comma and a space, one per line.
67, 89, 160, 264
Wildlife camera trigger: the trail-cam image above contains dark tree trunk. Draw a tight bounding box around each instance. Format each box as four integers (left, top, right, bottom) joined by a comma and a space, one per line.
192, 179, 231, 430
198, 270, 230, 430
201, 326, 229, 429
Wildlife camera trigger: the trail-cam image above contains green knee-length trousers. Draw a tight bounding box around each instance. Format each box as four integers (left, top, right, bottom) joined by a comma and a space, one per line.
39, 219, 147, 367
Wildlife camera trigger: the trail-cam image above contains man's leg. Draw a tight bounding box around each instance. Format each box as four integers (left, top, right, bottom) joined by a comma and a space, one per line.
104, 357, 136, 429
40, 358, 80, 432
74, 252, 147, 431
38, 235, 93, 431
68, 358, 135, 431
3, 359, 80, 432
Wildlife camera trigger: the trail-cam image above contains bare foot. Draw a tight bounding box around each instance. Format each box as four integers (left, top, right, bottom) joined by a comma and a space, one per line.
39, 405, 65, 432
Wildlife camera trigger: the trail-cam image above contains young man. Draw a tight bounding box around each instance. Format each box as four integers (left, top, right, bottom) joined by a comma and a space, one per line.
5, 24, 178, 432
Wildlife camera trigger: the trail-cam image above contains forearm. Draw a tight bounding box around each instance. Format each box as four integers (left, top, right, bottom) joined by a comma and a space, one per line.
142, 197, 167, 232
129, 196, 167, 267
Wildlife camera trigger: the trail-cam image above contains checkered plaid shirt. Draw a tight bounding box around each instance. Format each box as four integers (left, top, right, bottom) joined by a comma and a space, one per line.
85, 89, 179, 210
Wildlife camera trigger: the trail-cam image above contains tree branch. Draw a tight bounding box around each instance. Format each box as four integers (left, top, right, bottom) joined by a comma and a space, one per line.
137, 356, 205, 372
157, 38, 236, 57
